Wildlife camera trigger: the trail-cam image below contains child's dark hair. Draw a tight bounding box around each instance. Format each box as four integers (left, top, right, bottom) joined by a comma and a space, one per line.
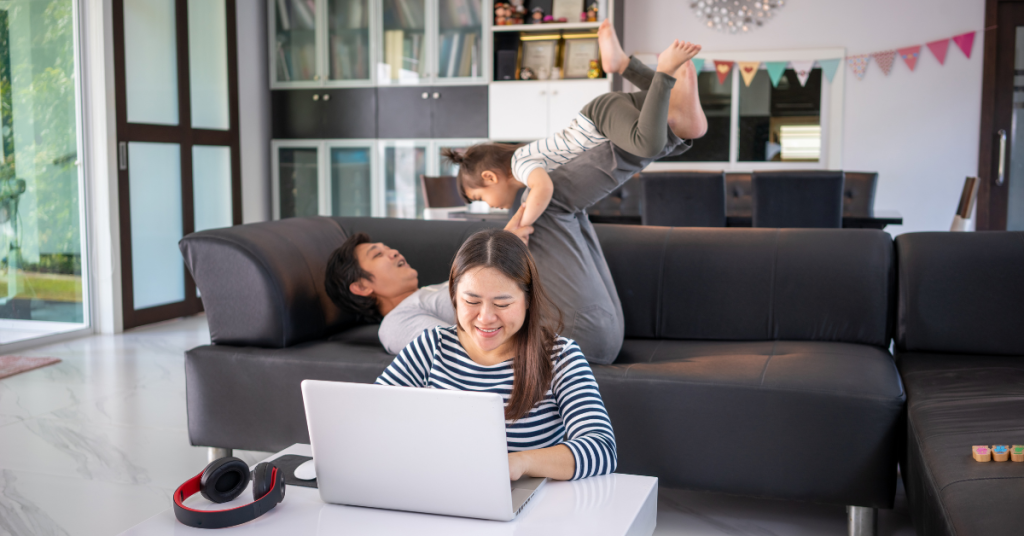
442, 143, 522, 203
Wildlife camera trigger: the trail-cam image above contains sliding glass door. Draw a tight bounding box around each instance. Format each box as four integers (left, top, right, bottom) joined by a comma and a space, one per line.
0, 0, 90, 345
113, 0, 240, 328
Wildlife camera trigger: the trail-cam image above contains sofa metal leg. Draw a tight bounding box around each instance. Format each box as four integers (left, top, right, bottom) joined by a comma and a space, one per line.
208, 447, 232, 463
847, 505, 877, 536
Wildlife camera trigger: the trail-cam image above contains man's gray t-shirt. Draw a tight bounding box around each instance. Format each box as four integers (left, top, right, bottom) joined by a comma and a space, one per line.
378, 282, 455, 354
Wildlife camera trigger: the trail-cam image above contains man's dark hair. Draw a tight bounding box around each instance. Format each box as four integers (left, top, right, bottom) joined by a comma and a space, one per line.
325, 232, 383, 323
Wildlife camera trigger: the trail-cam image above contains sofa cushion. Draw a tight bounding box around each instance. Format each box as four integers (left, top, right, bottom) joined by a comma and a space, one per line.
597, 226, 894, 347
895, 232, 1024, 356
896, 352, 1024, 536
591, 338, 905, 507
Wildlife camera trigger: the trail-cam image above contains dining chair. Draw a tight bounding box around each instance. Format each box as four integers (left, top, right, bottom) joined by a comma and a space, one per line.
842, 172, 878, 218
640, 171, 727, 227
752, 171, 845, 228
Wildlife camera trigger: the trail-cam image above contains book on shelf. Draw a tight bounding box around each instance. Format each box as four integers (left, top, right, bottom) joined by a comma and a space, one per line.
276, 0, 291, 30
277, 42, 292, 81
384, 29, 403, 80
446, 32, 463, 78
287, 0, 316, 31
459, 33, 476, 77
345, 0, 367, 29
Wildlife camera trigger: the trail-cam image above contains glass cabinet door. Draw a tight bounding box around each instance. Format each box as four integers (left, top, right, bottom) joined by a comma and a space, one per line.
437, 0, 482, 81
329, 146, 374, 216
382, 142, 428, 218
276, 145, 321, 218
379, 0, 428, 84
327, 0, 372, 82
273, 0, 320, 84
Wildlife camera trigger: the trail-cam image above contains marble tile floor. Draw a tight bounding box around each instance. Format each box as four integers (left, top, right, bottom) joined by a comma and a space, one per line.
0, 315, 917, 536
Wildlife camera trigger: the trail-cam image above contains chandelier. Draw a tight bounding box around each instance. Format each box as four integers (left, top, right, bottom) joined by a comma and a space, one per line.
690, 0, 784, 33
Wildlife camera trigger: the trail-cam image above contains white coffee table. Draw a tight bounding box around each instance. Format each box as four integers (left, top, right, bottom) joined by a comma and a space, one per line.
120, 444, 658, 535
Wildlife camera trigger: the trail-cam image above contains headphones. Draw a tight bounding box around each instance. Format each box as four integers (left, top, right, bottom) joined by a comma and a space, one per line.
173, 457, 286, 529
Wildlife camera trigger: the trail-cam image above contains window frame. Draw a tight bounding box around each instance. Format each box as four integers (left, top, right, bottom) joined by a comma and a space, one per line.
645, 47, 846, 172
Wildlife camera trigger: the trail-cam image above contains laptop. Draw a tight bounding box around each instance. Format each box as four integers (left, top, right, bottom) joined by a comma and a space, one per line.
300, 380, 547, 521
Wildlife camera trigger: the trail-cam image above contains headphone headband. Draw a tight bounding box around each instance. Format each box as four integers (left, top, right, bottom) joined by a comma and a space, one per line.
173, 466, 285, 529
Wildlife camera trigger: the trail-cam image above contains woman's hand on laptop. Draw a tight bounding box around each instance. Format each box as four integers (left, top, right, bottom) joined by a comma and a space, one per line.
508, 445, 575, 481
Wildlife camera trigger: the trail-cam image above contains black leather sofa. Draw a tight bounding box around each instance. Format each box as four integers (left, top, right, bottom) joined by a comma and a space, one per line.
895, 232, 1024, 536
180, 216, 904, 513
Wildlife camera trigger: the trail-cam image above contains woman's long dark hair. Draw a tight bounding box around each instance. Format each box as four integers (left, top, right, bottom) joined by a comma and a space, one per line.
449, 229, 563, 421
441, 143, 523, 202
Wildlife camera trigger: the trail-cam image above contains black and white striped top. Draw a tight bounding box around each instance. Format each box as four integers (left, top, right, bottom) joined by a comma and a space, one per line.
510, 113, 609, 185
375, 326, 617, 480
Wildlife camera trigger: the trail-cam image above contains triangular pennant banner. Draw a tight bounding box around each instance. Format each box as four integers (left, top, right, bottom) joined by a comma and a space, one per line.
927, 38, 950, 65
714, 60, 733, 85
790, 60, 813, 86
738, 61, 760, 86
873, 50, 897, 76
692, 58, 705, 73
898, 46, 921, 71
764, 61, 788, 87
952, 31, 976, 59
847, 54, 870, 80
818, 58, 841, 83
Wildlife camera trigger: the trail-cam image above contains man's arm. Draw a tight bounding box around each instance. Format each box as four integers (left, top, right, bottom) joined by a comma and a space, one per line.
377, 283, 456, 354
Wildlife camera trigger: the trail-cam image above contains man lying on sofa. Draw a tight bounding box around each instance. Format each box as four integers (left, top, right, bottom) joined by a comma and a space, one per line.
324, 130, 694, 365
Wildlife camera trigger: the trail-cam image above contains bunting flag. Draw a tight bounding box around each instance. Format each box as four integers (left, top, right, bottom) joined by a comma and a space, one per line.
873, 50, 897, 76
898, 46, 921, 71
692, 58, 705, 73
714, 60, 733, 84
765, 61, 788, 87
738, 61, 760, 86
927, 38, 950, 65
818, 58, 841, 83
790, 60, 814, 86
952, 31, 976, 59
847, 54, 870, 80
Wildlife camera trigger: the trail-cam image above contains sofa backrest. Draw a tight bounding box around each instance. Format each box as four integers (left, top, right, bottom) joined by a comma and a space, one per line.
599, 226, 895, 346
180, 217, 497, 348
182, 217, 894, 348
895, 232, 1024, 356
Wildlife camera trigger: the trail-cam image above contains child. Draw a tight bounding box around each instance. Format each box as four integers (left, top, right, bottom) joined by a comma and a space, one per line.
443, 20, 704, 231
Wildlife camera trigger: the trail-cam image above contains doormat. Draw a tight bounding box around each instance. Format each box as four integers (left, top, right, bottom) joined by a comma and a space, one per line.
0, 356, 62, 380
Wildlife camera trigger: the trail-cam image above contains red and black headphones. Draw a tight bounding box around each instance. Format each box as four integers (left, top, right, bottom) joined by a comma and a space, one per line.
173, 457, 286, 529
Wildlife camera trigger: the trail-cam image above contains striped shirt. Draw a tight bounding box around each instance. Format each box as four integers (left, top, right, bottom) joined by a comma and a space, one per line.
375, 326, 617, 480
510, 113, 609, 185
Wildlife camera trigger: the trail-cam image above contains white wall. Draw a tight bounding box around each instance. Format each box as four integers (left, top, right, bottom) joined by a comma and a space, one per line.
623, 0, 985, 235
237, 0, 272, 223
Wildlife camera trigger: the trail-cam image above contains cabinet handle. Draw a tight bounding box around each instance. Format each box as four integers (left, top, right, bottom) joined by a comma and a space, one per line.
421, 92, 429, 99
312, 94, 320, 101
322, 94, 330, 101
539, 90, 546, 95
552, 90, 558, 95
432, 92, 440, 99
997, 129, 1007, 186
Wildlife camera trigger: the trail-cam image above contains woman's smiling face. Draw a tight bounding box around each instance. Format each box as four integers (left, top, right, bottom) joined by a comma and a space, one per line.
455, 266, 527, 359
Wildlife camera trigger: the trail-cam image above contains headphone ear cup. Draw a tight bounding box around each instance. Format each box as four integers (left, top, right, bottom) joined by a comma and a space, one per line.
251, 462, 277, 501
200, 457, 251, 503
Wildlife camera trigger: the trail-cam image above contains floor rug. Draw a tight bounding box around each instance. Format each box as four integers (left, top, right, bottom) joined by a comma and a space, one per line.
0, 356, 62, 380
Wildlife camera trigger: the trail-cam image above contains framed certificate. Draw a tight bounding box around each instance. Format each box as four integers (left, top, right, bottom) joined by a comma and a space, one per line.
518, 35, 560, 80
551, 0, 582, 21
562, 37, 600, 79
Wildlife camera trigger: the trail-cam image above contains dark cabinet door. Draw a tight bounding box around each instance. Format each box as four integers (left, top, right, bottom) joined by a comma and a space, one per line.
321, 88, 378, 138
378, 87, 432, 139
272, 90, 324, 138
431, 85, 488, 138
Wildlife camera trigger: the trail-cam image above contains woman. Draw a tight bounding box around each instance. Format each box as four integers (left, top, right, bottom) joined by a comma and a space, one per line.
375, 229, 617, 481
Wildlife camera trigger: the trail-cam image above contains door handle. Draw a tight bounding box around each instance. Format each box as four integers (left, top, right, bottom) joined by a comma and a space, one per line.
432, 92, 440, 99
322, 94, 330, 101
118, 142, 127, 170
997, 129, 1007, 186
422, 92, 429, 99
312, 94, 319, 101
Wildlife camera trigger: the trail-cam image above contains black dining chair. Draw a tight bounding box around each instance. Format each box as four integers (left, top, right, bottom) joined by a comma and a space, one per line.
752, 171, 845, 228
842, 171, 878, 217
639, 171, 726, 227
725, 172, 752, 215
420, 175, 465, 208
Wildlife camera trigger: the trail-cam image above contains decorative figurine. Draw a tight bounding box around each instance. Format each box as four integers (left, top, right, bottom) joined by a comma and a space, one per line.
557, 17, 568, 22
587, 59, 602, 78
580, 11, 588, 21
509, 0, 526, 23
543, 14, 554, 22
585, 0, 598, 21
519, 66, 536, 80
529, 6, 544, 23
494, 2, 511, 25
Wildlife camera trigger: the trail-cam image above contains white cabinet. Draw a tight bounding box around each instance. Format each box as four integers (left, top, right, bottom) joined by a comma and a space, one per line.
488, 79, 611, 140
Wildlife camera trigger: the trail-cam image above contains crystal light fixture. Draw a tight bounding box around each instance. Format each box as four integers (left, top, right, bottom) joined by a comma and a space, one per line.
690, 0, 784, 34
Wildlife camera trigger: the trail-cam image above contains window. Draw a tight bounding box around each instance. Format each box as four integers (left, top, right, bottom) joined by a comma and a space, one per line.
651, 48, 845, 171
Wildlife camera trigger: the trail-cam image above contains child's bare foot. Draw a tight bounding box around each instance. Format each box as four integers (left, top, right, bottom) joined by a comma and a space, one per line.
597, 19, 629, 75
657, 40, 701, 75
